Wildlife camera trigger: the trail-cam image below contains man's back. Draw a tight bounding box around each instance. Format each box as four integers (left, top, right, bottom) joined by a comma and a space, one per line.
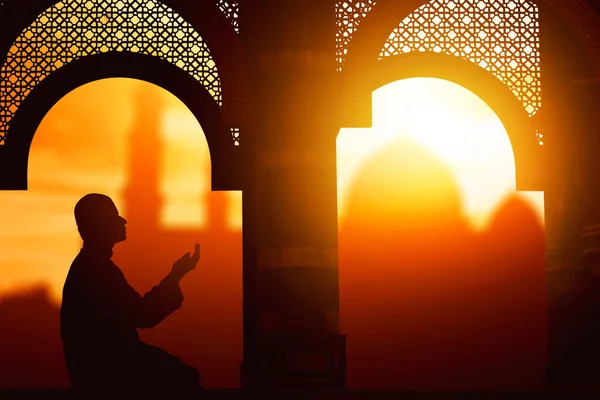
60, 247, 142, 385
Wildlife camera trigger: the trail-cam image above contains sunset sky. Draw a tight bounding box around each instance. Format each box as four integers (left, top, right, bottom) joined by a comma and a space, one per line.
0, 76, 544, 302
337, 78, 544, 225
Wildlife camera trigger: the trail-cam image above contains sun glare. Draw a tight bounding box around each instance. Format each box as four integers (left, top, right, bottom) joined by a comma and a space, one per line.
336, 78, 544, 230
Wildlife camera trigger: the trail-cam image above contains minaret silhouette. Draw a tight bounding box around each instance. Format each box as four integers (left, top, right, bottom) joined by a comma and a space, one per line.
122, 83, 164, 233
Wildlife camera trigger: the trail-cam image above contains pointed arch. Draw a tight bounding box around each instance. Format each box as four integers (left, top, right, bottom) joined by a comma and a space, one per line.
341, 51, 540, 190
343, 0, 600, 81
0, 0, 222, 146
378, 0, 540, 117
0, 52, 242, 190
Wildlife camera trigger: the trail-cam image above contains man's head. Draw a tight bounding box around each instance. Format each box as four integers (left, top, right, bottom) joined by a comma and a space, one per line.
74, 193, 127, 245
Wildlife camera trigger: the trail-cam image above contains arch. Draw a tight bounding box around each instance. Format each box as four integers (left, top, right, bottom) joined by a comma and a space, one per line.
342, 0, 541, 118
344, 0, 600, 79
341, 51, 541, 191
158, 1, 250, 125
337, 0, 600, 197
378, 0, 540, 117
0, 0, 250, 127
335, 1, 377, 71
217, 0, 240, 33
0, 0, 223, 146
0, 51, 242, 191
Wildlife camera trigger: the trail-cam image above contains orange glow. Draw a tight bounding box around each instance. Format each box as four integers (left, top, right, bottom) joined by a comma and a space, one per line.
336, 79, 547, 390
0, 77, 549, 391
0, 78, 241, 302
0, 77, 545, 302
161, 107, 242, 230
337, 78, 544, 230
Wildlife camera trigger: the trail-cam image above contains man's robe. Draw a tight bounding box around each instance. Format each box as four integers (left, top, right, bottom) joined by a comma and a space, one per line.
60, 245, 199, 392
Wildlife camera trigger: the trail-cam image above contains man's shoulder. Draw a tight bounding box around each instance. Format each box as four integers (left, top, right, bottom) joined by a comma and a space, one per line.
68, 252, 118, 278
69, 252, 93, 273
72, 249, 116, 265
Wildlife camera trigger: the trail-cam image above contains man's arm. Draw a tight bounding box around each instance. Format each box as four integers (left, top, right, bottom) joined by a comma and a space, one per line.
123, 272, 185, 329
121, 244, 200, 328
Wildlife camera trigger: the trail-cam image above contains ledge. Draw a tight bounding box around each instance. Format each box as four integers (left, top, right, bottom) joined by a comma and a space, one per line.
0, 389, 599, 399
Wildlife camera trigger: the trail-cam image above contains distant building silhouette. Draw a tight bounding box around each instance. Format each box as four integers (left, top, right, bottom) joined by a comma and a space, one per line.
341, 138, 472, 252
0, 100, 547, 390
485, 194, 545, 246
111, 83, 243, 389
475, 194, 548, 389
122, 83, 230, 235
0, 286, 69, 388
339, 138, 473, 390
121, 83, 230, 248
338, 138, 547, 390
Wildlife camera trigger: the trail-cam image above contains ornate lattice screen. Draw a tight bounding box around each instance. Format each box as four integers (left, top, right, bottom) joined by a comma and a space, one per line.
380, 0, 541, 122
217, 0, 240, 33
0, 0, 222, 145
230, 127, 240, 146
336, 1, 377, 71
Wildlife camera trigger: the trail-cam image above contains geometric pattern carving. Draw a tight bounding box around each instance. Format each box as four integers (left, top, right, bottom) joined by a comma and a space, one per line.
336, 0, 377, 71
535, 129, 544, 146
218, 0, 240, 34
231, 127, 240, 146
380, 0, 541, 119
0, 0, 222, 145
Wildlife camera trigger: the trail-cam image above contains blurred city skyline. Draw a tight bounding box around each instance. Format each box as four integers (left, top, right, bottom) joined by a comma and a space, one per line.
0, 127, 547, 389
0, 76, 544, 301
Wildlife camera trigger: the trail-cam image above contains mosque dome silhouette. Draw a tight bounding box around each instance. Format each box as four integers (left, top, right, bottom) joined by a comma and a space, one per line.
486, 194, 543, 238
344, 137, 464, 230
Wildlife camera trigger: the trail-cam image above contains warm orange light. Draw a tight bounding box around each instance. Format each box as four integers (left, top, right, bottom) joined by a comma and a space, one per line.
337, 78, 544, 230
0, 78, 240, 301
0, 77, 545, 301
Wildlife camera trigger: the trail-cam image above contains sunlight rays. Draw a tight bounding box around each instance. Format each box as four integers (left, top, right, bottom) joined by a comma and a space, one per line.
337, 78, 544, 231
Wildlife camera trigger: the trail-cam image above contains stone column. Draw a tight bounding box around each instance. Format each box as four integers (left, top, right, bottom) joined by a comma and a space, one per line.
579, 82, 600, 272
573, 81, 600, 387
544, 80, 600, 389
239, 0, 345, 388
537, 2, 600, 388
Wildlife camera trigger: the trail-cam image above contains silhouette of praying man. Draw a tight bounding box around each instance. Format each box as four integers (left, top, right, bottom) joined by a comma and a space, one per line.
60, 193, 202, 395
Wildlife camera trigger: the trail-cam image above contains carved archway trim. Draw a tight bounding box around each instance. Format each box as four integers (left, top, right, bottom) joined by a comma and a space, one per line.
0, 0, 250, 127
346, 51, 541, 191
0, 0, 228, 146
339, 0, 600, 192
345, 0, 600, 78
161, 0, 250, 126
0, 51, 241, 191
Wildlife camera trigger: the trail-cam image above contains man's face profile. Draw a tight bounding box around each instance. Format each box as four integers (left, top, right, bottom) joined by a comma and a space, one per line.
75, 193, 127, 244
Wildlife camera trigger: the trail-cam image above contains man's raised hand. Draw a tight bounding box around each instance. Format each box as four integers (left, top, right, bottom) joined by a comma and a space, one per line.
170, 243, 201, 282
190, 243, 200, 265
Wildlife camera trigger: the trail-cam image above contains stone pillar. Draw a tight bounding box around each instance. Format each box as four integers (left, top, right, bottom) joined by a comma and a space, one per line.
579, 82, 600, 274
239, 0, 345, 388
537, 2, 600, 388
544, 81, 600, 389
